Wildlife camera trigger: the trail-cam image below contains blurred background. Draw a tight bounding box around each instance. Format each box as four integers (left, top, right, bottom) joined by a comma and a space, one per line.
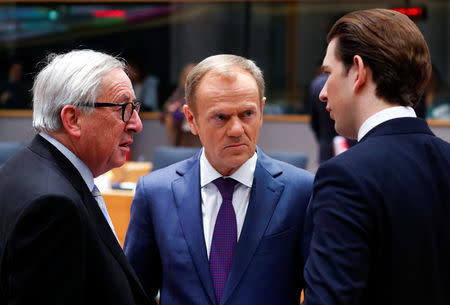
0, 0, 449, 171
0, 0, 448, 114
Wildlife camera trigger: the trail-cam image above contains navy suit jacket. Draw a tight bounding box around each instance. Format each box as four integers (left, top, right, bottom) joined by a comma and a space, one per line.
124, 148, 314, 305
303, 118, 450, 305
0, 135, 151, 305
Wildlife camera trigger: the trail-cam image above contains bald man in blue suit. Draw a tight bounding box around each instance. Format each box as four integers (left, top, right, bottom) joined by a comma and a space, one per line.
124, 54, 313, 305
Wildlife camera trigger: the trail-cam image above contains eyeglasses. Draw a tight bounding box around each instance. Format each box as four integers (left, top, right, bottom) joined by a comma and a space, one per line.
83, 101, 141, 122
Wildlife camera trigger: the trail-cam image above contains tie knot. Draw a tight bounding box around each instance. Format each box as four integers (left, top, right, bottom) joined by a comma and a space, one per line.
213, 177, 238, 202
92, 185, 101, 197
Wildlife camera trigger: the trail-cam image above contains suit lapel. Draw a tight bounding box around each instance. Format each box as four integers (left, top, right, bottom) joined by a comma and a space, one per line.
31, 135, 149, 300
82, 189, 146, 287
172, 157, 217, 305
221, 154, 285, 304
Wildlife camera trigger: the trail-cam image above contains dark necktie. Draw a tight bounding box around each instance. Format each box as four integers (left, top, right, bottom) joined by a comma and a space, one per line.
210, 177, 238, 303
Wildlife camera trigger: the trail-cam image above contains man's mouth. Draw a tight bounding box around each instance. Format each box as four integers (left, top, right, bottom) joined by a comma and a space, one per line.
225, 143, 247, 149
119, 140, 133, 147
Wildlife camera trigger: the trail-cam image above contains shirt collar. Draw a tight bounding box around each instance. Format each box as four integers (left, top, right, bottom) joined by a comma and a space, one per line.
357, 106, 416, 141
39, 132, 94, 191
200, 149, 257, 188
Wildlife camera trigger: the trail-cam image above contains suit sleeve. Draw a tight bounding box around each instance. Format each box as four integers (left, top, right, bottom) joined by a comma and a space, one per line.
124, 177, 162, 301
3, 195, 88, 304
303, 161, 373, 305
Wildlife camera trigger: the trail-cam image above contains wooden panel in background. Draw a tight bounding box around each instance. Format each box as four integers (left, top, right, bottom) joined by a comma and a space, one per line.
102, 189, 134, 247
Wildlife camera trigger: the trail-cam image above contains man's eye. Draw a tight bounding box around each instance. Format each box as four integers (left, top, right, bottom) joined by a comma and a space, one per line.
216, 114, 225, 120
244, 111, 253, 117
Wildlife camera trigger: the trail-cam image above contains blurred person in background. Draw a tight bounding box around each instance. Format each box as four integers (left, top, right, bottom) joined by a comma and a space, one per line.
128, 60, 160, 112
161, 62, 200, 147
0, 61, 31, 109
309, 70, 356, 164
309, 72, 337, 163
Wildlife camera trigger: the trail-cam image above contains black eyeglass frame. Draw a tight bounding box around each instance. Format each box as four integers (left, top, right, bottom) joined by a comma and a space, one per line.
83, 101, 141, 122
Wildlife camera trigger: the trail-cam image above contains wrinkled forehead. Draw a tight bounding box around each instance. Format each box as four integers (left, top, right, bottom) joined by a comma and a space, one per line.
97, 68, 134, 100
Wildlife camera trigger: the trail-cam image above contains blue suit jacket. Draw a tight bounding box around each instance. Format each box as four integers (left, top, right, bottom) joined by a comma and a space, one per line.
303, 118, 450, 305
124, 148, 314, 305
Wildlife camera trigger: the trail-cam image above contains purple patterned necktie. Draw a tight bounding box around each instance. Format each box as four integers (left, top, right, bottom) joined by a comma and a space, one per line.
210, 177, 238, 303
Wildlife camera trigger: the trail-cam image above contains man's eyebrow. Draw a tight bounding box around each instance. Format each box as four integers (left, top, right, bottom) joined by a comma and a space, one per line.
115, 93, 133, 102
207, 109, 225, 116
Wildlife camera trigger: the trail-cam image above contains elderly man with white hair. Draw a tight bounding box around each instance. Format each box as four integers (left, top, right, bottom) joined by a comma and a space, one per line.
0, 50, 153, 305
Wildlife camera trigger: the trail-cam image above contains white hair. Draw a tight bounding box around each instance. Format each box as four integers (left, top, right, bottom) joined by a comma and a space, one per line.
32, 49, 126, 132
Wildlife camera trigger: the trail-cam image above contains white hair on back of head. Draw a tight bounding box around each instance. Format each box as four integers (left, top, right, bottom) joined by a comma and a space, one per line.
32, 49, 126, 132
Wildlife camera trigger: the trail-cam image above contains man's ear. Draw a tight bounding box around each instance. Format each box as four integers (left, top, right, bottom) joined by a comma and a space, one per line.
352, 55, 368, 93
259, 97, 266, 127
184, 104, 198, 135
60, 105, 82, 138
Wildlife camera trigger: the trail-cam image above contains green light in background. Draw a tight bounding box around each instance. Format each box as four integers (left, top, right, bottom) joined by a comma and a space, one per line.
48, 10, 58, 21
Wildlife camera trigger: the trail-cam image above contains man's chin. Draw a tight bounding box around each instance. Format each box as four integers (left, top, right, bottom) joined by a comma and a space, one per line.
224, 155, 250, 168
111, 157, 127, 169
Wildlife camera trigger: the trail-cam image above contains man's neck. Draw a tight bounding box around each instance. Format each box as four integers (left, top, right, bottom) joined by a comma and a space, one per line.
355, 95, 398, 136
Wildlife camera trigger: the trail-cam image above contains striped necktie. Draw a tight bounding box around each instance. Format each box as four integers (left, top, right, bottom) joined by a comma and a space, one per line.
92, 185, 118, 241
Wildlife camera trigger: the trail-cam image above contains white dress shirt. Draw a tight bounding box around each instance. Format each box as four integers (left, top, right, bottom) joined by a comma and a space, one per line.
357, 106, 417, 141
200, 149, 257, 258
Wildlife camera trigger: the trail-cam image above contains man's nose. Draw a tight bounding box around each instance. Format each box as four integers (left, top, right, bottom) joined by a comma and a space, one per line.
319, 85, 327, 102
126, 110, 143, 133
319, 81, 328, 102
227, 116, 244, 137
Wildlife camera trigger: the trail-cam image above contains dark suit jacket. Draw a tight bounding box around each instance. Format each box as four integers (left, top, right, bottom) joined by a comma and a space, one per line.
124, 148, 314, 305
0, 135, 152, 305
303, 118, 450, 305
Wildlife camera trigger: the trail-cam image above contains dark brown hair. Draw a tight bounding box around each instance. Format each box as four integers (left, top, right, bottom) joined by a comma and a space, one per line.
328, 8, 431, 107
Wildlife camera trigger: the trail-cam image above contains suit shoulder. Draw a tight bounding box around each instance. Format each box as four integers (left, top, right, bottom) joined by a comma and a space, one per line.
272, 158, 314, 178
1, 152, 83, 203
1, 193, 86, 244
22, 194, 85, 219
138, 158, 193, 187
265, 158, 314, 192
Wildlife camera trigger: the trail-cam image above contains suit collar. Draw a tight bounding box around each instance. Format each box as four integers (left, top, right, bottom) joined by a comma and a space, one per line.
255, 147, 283, 177
360, 117, 434, 142
172, 153, 217, 304
30, 135, 89, 195
39, 132, 95, 191
357, 106, 416, 141
200, 150, 257, 188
